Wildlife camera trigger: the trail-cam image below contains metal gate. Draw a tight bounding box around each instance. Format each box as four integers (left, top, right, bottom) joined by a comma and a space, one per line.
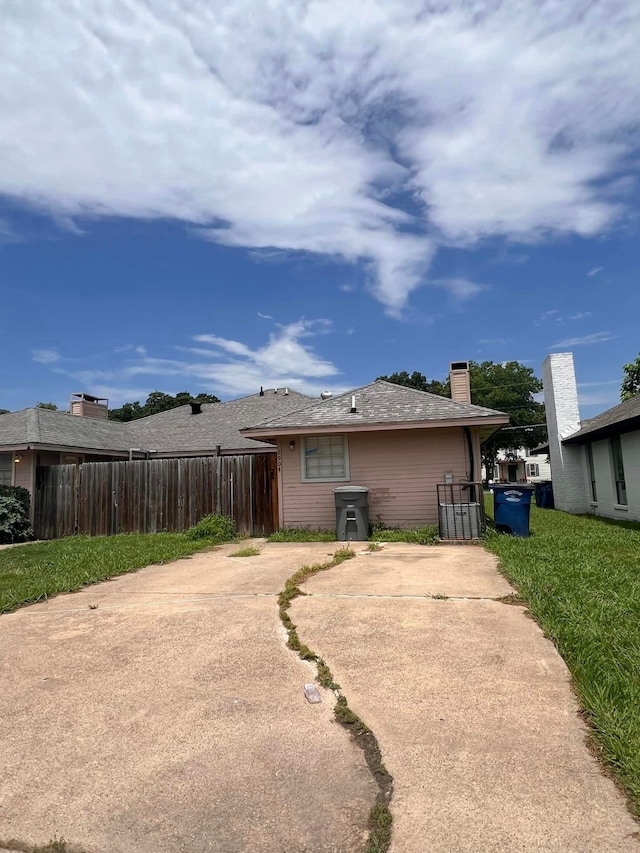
436, 482, 486, 540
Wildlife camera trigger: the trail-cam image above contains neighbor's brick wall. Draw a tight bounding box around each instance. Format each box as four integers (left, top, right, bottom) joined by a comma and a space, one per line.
542, 353, 588, 514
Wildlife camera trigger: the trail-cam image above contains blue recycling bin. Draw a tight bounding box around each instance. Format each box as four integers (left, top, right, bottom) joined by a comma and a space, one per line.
534, 481, 554, 509
492, 484, 534, 537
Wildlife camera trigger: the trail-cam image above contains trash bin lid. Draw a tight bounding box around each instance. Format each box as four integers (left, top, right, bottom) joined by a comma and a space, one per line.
491, 483, 534, 490
332, 486, 369, 493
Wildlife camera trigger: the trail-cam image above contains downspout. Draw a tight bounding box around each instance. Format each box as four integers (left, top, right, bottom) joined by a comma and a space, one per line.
463, 426, 477, 504
463, 426, 475, 482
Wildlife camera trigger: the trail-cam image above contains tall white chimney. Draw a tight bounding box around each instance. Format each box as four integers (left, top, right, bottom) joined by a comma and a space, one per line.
449, 361, 471, 404
541, 353, 587, 514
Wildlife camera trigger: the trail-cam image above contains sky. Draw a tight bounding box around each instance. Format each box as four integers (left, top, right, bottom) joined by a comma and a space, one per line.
1, 0, 638, 418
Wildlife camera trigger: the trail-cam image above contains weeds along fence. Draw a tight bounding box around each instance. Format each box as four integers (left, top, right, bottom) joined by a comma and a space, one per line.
33, 455, 278, 539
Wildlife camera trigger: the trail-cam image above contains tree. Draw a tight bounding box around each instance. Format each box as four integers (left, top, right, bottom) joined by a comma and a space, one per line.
0, 409, 9, 415
36, 402, 58, 410
376, 370, 448, 396
621, 353, 640, 401
382, 361, 546, 482
109, 390, 220, 422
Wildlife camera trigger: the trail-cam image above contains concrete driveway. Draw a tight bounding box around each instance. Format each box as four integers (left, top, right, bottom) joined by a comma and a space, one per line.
1, 540, 638, 853
291, 543, 640, 852
0, 542, 375, 853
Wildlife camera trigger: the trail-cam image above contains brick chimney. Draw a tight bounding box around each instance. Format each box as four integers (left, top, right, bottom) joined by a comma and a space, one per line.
70, 393, 109, 420
449, 361, 471, 404
541, 353, 587, 513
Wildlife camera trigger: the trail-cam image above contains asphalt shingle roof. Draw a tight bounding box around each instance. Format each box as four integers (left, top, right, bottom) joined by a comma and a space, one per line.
0, 389, 313, 454
128, 389, 312, 452
0, 408, 134, 451
563, 394, 640, 445
242, 380, 507, 433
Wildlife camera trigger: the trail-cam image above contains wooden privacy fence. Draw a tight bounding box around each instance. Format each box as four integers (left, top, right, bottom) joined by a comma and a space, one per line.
33, 455, 278, 539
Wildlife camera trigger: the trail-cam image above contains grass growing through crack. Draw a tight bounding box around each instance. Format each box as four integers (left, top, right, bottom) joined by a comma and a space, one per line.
278, 545, 393, 852
484, 495, 640, 813
269, 527, 337, 542
0, 533, 217, 614
229, 545, 261, 558
0, 837, 80, 853
370, 525, 439, 545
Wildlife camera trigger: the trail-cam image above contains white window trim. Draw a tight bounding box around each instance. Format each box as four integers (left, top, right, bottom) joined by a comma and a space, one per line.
300, 435, 350, 483
0, 452, 13, 488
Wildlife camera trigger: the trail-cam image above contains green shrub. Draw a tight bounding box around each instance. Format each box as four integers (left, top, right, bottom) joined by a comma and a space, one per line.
269, 527, 336, 542
370, 525, 439, 545
185, 513, 236, 543
0, 495, 34, 544
0, 484, 31, 517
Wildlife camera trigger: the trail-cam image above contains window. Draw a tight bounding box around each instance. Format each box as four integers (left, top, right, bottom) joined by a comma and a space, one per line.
610, 436, 627, 506
586, 444, 597, 502
0, 453, 12, 486
302, 435, 349, 482
526, 463, 539, 478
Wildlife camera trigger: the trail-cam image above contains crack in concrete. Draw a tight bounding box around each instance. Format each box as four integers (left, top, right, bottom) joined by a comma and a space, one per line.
277, 550, 394, 852
306, 592, 516, 602
13, 593, 278, 615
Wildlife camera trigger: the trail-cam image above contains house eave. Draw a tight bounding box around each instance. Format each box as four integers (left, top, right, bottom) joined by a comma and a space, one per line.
243, 415, 509, 441
562, 416, 640, 446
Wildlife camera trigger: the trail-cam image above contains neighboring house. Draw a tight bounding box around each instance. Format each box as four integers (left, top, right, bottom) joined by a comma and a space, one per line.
541, 353, 640, 522
242, 363, 509, 530
493, 447, 552, 484
127, 387, 310, 456
0, 389, 311, 506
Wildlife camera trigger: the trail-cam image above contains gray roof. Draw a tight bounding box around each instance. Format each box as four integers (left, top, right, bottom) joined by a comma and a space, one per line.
563, 395, 640, 445
0, 408, 134, 451
243, 380, 508, 433
0, 389, 313, 454
126, 388, 312, 452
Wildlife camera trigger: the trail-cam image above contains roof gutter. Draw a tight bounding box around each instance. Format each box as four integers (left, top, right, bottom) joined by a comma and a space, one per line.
562, 416, 640, 446
242, 415, 508, 441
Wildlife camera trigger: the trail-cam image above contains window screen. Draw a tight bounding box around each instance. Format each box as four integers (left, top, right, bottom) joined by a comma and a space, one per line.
303, 435, 348, 481
0, 453, 12, 487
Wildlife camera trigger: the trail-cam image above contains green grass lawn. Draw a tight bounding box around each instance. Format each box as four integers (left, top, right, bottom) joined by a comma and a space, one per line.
484, 496, 640, 812
0, 534, 214, 614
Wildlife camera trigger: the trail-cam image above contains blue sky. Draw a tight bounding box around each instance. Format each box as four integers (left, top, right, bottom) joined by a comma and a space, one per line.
1, 1, 638, 418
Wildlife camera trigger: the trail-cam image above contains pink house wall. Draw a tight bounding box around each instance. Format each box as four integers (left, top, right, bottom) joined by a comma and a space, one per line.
13, 450, 36, 494
277, 427, 476, 529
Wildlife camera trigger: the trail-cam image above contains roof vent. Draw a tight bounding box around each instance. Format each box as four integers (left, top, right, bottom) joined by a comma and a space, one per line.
350, 395, 357, 413
320, 391, 332, 400
284, 387, 289, 395
259, 386, 264, 397
274, 388, 278, 394
190, 401, 203, 415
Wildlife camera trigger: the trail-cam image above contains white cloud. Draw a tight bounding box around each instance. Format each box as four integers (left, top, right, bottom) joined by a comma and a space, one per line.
257, 312, 273, 320
552, 331, 617, 347
567, 311, 592, 320
577, 379, 620, 388
431, 277, 485, 301
49, 318, 343, 398
1, 2, 639, 312
587, 266, 604, 277
578, 391, 620, 407
32, 348, 61, 364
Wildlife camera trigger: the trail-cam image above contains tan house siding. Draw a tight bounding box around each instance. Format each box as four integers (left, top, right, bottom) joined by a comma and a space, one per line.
13, 450, 37, 519
278, 427, 474, 529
